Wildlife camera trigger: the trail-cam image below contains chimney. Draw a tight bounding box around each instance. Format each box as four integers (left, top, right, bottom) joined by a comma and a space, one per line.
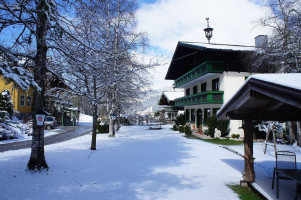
255, 35, 268, 48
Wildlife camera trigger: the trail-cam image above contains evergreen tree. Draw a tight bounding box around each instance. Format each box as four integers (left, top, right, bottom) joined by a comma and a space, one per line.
0, 90, 14, 118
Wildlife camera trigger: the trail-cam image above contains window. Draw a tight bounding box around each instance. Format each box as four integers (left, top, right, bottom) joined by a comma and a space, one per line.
191, 109, 195, 122
212, 78, 219, 91
204, 108, 211, 124
185, 109, 190, 122
186, 88, 190, 96
213, 108, 220, 115
27, 96, 31, 107
193, 85, 198, 94
46, 117, 54, 122
20, 95, 25, 106
201, 83, 207, 92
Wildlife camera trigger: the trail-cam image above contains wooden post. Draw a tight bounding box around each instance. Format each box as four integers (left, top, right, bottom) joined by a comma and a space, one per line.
242, 120, 255, 182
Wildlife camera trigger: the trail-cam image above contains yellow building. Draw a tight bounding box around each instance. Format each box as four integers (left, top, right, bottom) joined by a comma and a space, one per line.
0, 76, 33, 115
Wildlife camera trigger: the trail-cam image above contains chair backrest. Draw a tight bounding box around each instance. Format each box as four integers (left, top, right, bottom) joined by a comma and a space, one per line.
276, 151, 297, 170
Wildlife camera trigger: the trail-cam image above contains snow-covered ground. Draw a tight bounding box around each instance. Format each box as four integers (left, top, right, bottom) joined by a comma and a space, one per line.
0, 114, 93, 144
78, 113, 93, 125
0, 125, 244, 200
229, 142, 301, 200
0, 127, 67, 144
2, 124, 297, 200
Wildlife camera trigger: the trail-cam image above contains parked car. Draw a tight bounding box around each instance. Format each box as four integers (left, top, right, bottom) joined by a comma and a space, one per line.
44, 116, 57, 130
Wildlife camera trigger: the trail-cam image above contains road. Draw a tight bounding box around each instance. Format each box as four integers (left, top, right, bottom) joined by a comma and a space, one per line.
0, 125, 92, 152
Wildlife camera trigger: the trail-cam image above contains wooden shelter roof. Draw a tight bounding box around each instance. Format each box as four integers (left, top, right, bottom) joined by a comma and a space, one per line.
217, 74, 301, 121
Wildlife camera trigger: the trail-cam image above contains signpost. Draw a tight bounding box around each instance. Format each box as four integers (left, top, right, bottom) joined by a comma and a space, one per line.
36, 114, 46, 126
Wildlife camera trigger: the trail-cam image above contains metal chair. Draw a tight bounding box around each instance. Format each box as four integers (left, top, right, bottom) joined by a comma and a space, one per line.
272, 151, 297, 198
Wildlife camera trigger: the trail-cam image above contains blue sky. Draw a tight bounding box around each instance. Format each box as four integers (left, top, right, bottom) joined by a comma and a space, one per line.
136, 0, 270, 90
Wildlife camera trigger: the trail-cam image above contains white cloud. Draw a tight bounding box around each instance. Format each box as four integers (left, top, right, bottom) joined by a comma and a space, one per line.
136, 0, 270, 89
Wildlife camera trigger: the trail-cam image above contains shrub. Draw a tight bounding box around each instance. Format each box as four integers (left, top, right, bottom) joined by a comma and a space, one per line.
217, 119, 230, 137
96, 119, 109, 133
175, 114, 186, 126
0, 90, 14, 118
231, 134, 240, 139
204, 129, 209, 136
173, 124, 178, 131
178, 125, 184, 133
184, 125, 192, 136
207, 115, 217, 138
97, 124, 109, 133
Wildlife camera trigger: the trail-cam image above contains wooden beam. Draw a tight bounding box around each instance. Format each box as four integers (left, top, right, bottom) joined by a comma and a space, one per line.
243, 120, 255, 182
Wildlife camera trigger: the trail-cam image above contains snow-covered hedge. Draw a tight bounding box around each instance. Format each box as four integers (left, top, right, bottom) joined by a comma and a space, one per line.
0, 112, 28, 140
0, 120, 28, 140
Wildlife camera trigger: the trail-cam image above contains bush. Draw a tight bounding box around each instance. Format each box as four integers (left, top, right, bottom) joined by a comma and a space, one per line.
184, 125, 192, 136
178, 125, 184, 133
175, 114, 186, 126
217, 119, 230, 137
207, 115, 217, 138
204, 129, 209, 136
97, 124, 109, 133
231, 134, 240, 139
0, 90, 14, 118
173, 124, 178, 131
96, 119, 109, 133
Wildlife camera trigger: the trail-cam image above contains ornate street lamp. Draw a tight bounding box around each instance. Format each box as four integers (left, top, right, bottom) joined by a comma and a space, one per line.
204, 17, 213, 43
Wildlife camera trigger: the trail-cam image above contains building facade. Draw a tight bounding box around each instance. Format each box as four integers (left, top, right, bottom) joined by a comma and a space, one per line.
165, 42, 255, 135
0, 76, 33, 119
158, 91, 184, 123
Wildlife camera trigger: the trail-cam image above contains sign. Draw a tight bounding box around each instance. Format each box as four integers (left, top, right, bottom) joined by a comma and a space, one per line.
36, 114, 46, 126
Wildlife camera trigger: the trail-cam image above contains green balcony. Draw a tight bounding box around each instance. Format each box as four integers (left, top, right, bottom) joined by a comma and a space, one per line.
175, 91, 224, 106
174, 60, 223, 88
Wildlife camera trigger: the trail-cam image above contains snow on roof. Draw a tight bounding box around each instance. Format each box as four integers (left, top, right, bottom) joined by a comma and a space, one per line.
65, 107, 80, 111
217, 73, 301, 117
163, 91, 184, 101
180, 42, 255, 51
250, 73, 301, 91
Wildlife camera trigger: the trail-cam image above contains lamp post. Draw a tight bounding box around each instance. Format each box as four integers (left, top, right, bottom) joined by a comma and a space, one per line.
204, 17, 213, 43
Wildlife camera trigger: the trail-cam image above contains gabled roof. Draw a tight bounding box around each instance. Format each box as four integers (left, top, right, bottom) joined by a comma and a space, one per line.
158, 91, 184, 106
163, 91, 184, 101
217, 73, 301, 121
165, 42, 255, 80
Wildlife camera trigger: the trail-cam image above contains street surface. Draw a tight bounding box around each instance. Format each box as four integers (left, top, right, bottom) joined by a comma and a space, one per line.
0, 126, 92, 152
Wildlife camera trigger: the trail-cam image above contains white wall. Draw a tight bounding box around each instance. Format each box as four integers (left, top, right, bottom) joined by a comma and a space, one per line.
183, 71, 253, 137
220, 71, 252, 103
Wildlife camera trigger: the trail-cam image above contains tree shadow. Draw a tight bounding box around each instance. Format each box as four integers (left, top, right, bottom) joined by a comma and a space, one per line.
0, 130, 202, 200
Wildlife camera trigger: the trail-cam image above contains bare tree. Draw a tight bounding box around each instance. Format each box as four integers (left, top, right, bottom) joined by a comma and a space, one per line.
253, 0, 301, 144
254, 0, 301, 72
0, 0, 71, 170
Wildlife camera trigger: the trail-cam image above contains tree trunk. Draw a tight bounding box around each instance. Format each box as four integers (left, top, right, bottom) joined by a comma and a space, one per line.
242, 120, 255, 182
91, 76, 98, 150
28, 1, 48, 170
91, 103, 97, 150
297, 122, 301, 146
288, 121, 295, 144
116, 112, 121, 131
109, 114, 115, 137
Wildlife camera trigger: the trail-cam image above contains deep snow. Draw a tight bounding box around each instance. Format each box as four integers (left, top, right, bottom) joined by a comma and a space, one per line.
0, 125, 243, 200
